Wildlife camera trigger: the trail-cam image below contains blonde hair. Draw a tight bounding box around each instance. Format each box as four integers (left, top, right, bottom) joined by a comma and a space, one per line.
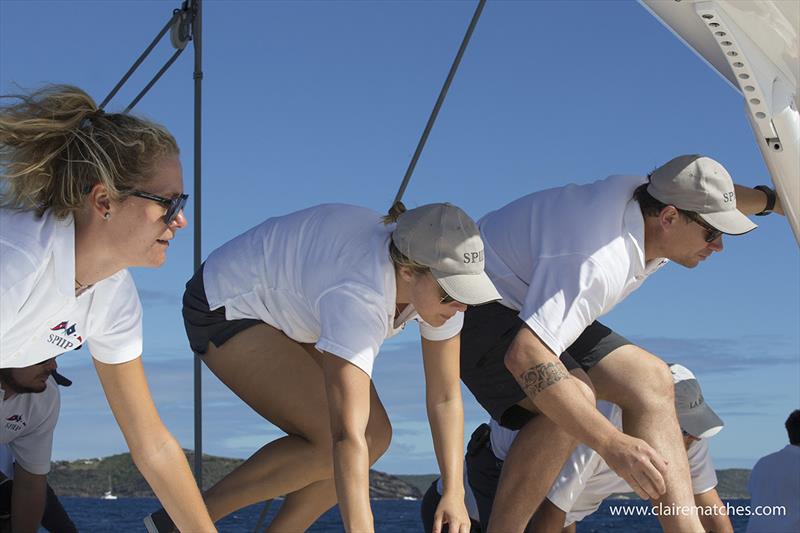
384, 201, 429, 275
0, 84, 179, 218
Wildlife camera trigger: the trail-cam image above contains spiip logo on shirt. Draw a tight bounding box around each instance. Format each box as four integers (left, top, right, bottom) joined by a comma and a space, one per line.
47, 320, 83, 351
4, 414, 26, 432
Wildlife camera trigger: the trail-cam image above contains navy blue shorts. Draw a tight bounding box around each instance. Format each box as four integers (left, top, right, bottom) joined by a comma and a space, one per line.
182, 264, 261, 355
460, 303, 631, 430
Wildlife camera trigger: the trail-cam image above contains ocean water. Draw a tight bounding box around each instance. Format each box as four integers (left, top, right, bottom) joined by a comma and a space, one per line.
51, 498, 754, 532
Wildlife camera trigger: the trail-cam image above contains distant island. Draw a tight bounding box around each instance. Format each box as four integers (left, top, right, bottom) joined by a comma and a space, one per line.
49, 451, 420, 500
48, 451, 752, 500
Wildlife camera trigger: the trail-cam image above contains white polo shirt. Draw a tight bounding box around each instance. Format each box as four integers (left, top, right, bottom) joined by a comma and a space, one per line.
479, 175, 668, 356
0, 209, 143, 368
488, 402, 718, 526
203, 204, 463, 377
746, 445, 800, 533
0, 376, 59, 476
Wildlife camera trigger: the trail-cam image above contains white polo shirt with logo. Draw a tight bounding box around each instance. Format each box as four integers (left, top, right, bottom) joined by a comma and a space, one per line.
203, 204, 463, 377
0, 209, 143, 368
478, 175, 668, 356
488, 401, 718, 526
0, 376, 60, 476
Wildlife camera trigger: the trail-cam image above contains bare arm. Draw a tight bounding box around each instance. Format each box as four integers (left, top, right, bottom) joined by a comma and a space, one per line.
421, 335, 471, 533
322, 352, 374, 533
734, 184, 784, 216
94, 357, 215, 532
10, 463, 46, 533
504, 326, 667, 499
694, 488, 733, 533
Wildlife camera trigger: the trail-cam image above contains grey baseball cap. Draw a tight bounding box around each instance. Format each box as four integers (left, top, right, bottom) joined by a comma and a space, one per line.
670, 363, 724, 439
648, 155, 757, 236
392, 203, 501, 306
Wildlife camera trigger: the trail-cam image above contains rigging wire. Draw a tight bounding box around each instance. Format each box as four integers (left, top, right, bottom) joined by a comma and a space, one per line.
99, 2, 194, 111
391, 0, 486, 208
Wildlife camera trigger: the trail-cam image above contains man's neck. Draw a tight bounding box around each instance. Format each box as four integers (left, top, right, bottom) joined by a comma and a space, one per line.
642, 218, 664, 263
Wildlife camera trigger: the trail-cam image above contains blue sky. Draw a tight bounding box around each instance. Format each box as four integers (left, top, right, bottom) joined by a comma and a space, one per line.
1, 0, 797, 475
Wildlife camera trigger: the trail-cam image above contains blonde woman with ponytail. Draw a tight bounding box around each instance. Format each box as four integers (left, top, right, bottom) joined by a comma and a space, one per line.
145, 200, 501, 533
0, 85, 215, 532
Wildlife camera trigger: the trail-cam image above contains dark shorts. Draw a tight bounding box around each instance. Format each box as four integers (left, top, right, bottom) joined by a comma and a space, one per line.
182, 264, 261, 355
420, 424, 492, 533
465, 424, 505, 532
460, 303, 631, 430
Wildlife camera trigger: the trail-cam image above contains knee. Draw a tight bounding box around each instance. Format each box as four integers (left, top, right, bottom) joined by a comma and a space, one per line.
366, 416, 392, 463
623, 355, 674, 408
643, 357, 674, 401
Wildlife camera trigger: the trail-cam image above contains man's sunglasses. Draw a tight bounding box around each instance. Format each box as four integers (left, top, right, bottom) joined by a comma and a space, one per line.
130, 191, 189, 225
688, 213, 723, 243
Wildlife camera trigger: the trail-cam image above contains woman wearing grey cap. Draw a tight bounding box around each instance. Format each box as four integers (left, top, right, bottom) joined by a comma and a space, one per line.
145, 201, 500, 533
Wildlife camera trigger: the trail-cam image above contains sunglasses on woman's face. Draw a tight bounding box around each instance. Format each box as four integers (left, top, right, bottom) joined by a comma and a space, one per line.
130, 190, 189, 225
437, 284, 460, 305
688, 213, 723, 243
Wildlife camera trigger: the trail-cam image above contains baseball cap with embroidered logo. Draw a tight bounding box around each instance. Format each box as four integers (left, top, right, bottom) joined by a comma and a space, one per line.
670, 363, 724, 439
647, 154, 757, 236
392, 203, 501, 306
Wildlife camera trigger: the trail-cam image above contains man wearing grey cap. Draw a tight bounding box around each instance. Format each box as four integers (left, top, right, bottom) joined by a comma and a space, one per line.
420, 364, 732, 533
459, 154, 783, 532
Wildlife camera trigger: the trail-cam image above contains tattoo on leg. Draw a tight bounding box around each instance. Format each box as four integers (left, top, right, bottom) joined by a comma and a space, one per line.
519, 362, 568, 397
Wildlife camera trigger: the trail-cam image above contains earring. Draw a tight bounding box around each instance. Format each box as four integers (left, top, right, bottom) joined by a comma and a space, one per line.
103, 212, 111, 220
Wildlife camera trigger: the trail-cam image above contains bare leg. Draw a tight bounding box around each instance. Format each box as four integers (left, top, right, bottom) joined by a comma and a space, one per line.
266, 479, 337, 533
529, 498, 568, 533
199, 324, 392, 522
266, 425, 390, 533
486, 369, 594, 533
589, 345, 702, 532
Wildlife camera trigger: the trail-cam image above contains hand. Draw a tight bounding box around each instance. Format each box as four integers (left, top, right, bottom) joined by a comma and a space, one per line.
433, 492, 472, 533
599, 433, 668, 500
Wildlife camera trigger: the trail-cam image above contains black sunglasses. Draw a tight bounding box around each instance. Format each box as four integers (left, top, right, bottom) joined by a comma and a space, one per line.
130, 191, 188, 225
437, 284, 460, 305
688, 213, 723, 243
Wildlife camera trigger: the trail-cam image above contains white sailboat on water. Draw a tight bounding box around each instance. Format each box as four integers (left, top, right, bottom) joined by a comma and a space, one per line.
101, 476, 118, 500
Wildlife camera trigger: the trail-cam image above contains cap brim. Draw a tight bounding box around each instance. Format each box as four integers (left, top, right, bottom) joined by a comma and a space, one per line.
432, 269, 502, 306
679, 403, 724, 439
700, 210, 757, 236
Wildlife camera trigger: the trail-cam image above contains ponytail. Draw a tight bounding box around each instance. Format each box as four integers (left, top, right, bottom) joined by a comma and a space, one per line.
0, 84, 178, 218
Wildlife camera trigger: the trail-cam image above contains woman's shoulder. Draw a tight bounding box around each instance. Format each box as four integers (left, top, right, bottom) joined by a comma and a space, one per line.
0, 210, 67, 291
302, 203, 382, 223
0, 208, 66, 257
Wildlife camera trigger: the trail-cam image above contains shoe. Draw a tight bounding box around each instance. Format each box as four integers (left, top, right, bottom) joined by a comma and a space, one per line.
143, 508, 176, 533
